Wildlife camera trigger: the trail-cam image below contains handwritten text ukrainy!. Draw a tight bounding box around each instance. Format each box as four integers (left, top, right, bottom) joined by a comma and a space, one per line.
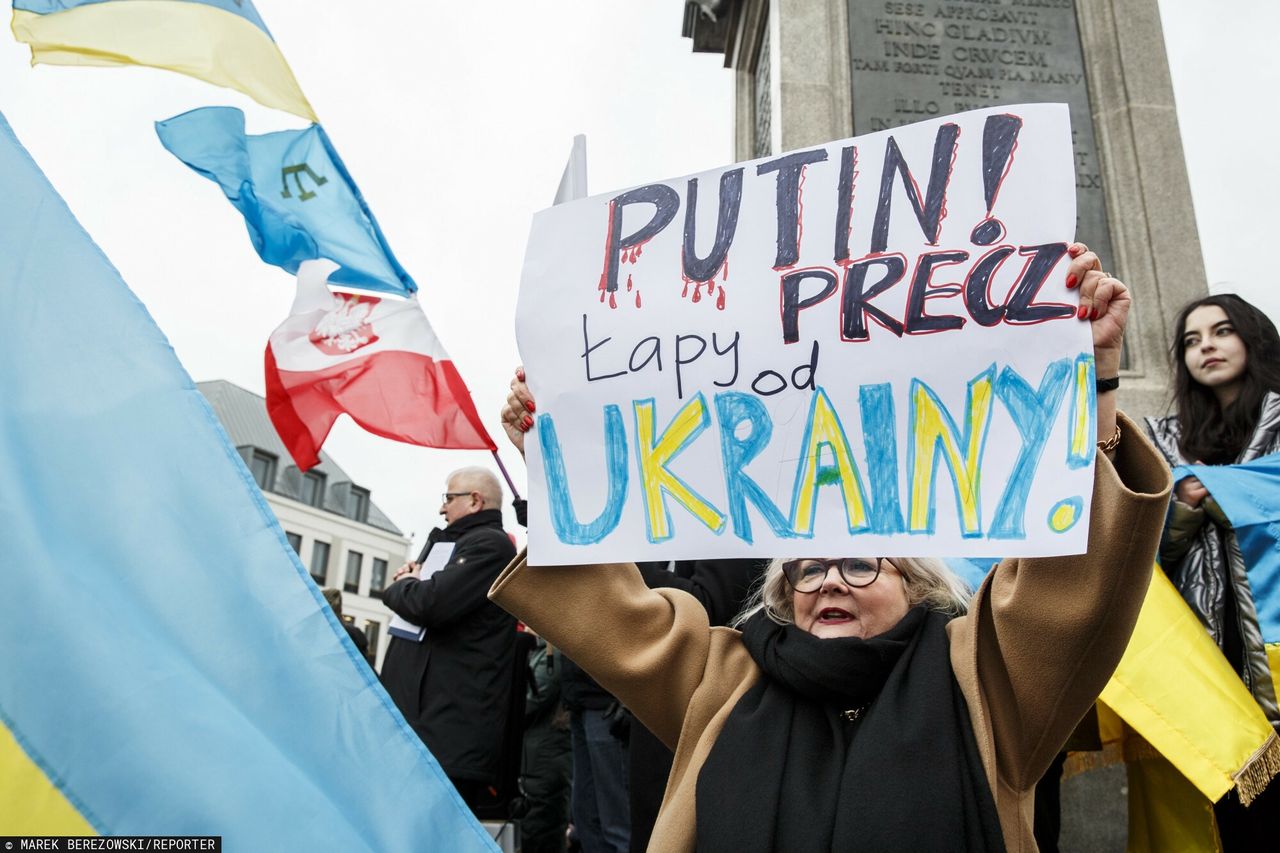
538, 354, 1095, 546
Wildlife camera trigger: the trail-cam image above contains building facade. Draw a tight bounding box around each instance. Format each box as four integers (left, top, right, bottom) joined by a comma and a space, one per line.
199, 380, 410, 669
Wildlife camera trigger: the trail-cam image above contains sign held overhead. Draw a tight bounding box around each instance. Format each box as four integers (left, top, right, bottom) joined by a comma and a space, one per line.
517, 104, 1094, 565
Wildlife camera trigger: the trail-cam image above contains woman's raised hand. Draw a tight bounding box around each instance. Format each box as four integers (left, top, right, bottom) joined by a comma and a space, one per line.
1067, 241, 1130, 378
501, 367, 536, 459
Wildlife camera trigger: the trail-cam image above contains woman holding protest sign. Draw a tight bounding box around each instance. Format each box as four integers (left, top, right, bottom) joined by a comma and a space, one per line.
491, 243, 1171, 852
1145, 293, 1280, 849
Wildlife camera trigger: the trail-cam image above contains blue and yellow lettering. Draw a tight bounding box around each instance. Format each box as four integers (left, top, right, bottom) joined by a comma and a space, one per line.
539, 409, 629, 545
859, 383, 906, 535
1066, 353, 1096, 469
634, 394, 726, 542
989, 359, 1072, 539
790, 387, 871, 536
715, 392, 794, 544
907, 367, 996, 536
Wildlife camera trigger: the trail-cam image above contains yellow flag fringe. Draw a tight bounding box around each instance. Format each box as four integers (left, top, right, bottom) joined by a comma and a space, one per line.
1235, 731, 1280, 806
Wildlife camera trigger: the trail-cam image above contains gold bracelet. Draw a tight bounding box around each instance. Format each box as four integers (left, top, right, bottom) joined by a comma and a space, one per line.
1097, 423, 1121, 453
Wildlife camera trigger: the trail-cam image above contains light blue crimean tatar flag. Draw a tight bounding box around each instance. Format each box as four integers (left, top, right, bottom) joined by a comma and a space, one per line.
156, 106, 416, 297
0, 110, 494, 850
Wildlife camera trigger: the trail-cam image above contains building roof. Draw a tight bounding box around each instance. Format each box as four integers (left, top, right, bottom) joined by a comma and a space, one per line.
197, 380, 403, 536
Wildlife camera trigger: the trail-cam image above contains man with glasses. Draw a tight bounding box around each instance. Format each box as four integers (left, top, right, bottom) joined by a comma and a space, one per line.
380, 466, 517, 813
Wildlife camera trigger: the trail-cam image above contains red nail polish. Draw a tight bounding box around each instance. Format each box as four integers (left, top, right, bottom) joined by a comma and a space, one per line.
1077, 305, 1089, 320
516, 368, 526, 381
1066, 273, 1077, 289
525, 400, 536, 413
523, 415, 534, 430
1068, 245, 1082, 257
1092, 306, 1101, 321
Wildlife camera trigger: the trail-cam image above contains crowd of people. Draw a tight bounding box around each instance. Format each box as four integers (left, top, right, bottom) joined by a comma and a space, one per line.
365, 460, 768, 851
364, 247, 1277, 851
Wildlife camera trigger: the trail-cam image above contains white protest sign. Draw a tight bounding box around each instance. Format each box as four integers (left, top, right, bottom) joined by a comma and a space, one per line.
517, 104, 1096, 565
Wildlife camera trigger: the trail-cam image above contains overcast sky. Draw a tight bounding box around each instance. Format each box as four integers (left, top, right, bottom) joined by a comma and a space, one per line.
0, 0, 1273, 549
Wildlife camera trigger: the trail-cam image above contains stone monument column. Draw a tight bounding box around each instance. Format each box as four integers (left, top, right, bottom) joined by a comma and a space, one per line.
683, 0, 1206, 418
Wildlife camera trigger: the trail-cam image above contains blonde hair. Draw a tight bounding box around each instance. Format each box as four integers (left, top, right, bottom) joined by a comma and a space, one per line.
733, 556, 973, 628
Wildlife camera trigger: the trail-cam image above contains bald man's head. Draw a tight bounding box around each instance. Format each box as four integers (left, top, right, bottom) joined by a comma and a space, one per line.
440, 466, 504, 524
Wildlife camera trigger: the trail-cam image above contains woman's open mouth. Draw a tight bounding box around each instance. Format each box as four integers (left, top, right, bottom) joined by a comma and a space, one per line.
818, 607, 854, 623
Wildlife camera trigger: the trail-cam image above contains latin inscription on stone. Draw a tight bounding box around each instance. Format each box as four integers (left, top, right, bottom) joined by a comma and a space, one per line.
847, 0, 1112, 269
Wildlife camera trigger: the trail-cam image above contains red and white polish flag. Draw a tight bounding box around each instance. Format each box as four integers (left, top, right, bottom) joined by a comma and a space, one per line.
265, 259, 495, 471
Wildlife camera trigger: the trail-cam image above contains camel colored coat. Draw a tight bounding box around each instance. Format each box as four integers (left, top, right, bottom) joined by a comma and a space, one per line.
490, 414, 1171, 851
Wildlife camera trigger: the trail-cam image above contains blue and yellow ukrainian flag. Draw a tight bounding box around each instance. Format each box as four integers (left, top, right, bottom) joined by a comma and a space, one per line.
1089, 450, 1280, 852
953, 540, 1279, 852
10, 0, 317, 122
0, 110, 492, 849
1183, 454, 1280, 689
1098, 567, 1277, 852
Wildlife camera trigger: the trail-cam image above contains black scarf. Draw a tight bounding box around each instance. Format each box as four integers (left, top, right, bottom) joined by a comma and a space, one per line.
696, 607, 1005, 853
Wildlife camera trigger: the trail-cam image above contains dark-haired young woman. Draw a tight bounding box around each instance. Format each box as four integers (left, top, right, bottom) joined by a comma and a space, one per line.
1145, 293, 1280, 848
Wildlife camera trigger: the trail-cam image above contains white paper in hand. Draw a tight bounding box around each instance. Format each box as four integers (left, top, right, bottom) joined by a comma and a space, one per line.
387, 542, 456, 642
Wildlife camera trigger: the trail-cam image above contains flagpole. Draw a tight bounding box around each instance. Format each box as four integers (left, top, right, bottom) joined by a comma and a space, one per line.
491, 448, 522, 501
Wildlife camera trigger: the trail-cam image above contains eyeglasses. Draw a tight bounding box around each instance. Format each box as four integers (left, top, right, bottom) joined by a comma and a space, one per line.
781, 558, 883, 593
441, 491, 473, 505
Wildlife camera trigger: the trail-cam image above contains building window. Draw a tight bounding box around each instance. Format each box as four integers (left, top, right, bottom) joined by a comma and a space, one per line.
364, 620, 381, 655
249, 450, 277, 491
753, 12, 773, 160
309, 540, 331, 585
300, 471, 326, 507
285, 532, 302, 554
370, 558, 388, 597
348, 487, 370, 523
345, 550, 363, 594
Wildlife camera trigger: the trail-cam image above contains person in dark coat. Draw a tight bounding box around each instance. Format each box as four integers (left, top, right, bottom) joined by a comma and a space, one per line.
322, 587, 370, 663
562, 654, 630, 852
517, 635, 572, 853
628, 559, 766, 853
380, 466, 518, 811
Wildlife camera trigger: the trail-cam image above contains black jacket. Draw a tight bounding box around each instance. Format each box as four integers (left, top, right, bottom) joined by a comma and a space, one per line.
560, 656, 616, 712
563, 557, 765, 712
629, 558, 767, 853
635, 558, 764, 626
380, 509, 517, 783
341, 620, 370, 661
